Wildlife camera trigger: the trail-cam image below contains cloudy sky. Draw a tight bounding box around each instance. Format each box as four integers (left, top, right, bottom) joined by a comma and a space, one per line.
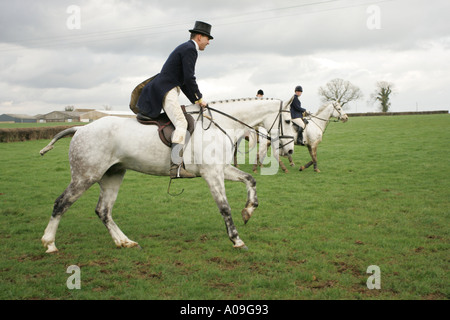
0, 0, 449, 115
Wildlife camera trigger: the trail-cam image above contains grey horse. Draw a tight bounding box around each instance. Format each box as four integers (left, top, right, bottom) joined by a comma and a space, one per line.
40, 98, 294, 253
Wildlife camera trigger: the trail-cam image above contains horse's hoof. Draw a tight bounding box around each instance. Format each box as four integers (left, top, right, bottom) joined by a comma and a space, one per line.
116, 239, 140, 249
233, 241, 248, 250
241, 208, 252, 224
314, 169, 321, 173
45, 247, 59, 254
42, 238, 58, 253
299, 166, 305, 171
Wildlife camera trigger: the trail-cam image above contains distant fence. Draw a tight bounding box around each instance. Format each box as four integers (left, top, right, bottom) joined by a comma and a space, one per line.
347, 110, 448, 117
0, 125, 79, 143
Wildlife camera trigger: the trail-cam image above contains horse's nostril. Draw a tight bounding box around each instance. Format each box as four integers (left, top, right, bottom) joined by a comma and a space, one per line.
288, 150, 293, 155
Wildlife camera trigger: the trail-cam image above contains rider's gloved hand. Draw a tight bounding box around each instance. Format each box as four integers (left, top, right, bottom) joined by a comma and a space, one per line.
196, 98, 208, 108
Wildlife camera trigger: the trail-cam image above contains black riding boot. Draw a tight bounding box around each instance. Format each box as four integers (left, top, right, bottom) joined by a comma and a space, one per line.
297, 127, 305, 146
170, 143, 196, 179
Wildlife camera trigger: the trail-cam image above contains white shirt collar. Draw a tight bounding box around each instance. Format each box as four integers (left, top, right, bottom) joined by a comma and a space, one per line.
191, 39, 199, 51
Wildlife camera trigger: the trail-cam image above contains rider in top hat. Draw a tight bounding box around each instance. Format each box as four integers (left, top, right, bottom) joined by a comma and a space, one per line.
137, 21, 213, 179
290, 85, 307, 145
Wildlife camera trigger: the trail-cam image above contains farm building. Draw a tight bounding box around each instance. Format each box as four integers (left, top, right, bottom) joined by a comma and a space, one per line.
36, 111, 83, 123
74, 108, 95, 113
0, 114, 37, 123
80, 110, 136, 122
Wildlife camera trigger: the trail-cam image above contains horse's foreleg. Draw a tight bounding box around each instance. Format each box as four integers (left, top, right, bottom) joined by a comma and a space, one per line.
252, 153, 259, 173
288, 154, 295, 167
202, 168, 247, 249
233, 143, 238, 167
223, 165, 258, 224
278, 155, 289, 173
42, 180, 94, 253
259, 141, 270, 168
309, 145, 320, 172
96, 168, 140, 249
253, 141, 269, 173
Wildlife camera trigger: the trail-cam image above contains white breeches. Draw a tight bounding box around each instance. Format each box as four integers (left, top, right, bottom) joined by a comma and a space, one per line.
291, 117, 305, 130
162, 87, 187, 144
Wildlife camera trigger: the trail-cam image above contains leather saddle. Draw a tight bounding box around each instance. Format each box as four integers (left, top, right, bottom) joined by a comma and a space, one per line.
136, 106, 195, 147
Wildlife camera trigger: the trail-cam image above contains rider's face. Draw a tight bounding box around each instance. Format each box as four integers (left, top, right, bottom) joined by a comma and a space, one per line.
196, 35, 210, 51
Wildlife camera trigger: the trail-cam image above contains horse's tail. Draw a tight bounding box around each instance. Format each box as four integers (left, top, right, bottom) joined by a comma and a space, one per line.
39, 126, 81, 156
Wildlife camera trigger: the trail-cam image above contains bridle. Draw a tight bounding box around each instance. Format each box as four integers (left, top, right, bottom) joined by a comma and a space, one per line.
265, 101, 295, 150
305, 101, 345, 133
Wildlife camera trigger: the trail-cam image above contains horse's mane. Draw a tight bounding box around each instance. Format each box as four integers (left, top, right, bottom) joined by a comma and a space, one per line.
315, 101, 333, 115
208, 97, 279, 105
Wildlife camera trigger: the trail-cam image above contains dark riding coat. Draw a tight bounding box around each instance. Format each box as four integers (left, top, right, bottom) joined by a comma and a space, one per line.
137, 40, 203, 118
290, 95, 306, 119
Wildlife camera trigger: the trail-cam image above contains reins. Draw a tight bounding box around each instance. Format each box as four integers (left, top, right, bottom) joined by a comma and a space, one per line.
189, 100, 294, 149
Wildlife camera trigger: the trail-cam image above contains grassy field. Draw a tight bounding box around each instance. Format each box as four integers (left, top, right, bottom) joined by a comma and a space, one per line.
0, 114, 448, 300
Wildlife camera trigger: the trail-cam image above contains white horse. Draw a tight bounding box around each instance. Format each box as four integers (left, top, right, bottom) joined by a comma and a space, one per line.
39, 98, 294, 253
296, 101, 348, 172
253, 101, 348, 173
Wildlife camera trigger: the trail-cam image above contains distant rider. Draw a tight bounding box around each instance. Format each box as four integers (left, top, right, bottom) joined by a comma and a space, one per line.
290, 85, 307, 145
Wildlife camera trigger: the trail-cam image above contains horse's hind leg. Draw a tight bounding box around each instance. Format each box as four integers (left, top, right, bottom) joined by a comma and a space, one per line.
41, 179, 94, 253
96, 167, 140, 249
223, 165, 258, 224
202, 168, 247, 249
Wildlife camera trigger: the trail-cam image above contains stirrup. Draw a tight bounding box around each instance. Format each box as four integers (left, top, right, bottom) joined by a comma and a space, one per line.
170, 163, 196, 179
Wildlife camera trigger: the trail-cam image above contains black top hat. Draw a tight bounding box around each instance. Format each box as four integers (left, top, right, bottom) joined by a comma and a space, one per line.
189, 21, 214, 39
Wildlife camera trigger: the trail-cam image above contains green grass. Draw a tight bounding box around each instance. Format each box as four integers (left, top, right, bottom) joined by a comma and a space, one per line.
0, 114, 448, 300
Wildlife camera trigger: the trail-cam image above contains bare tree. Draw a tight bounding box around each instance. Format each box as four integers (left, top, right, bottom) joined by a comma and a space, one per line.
64, 105, 74, 111
318, 78, 363, 110
370, 81, 394, 112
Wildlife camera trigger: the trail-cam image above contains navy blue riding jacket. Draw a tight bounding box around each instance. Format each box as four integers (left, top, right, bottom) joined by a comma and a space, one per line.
137, 40, 203, 118
290, 95, 306, 119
